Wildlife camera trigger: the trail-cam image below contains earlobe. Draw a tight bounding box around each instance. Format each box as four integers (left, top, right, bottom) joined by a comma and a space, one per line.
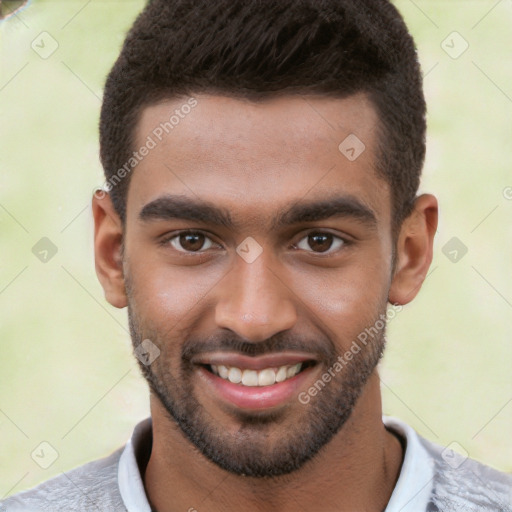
92, 191, 127, 308
388, 194, 438, 306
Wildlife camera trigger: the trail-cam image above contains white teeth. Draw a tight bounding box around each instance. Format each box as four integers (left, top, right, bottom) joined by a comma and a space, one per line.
228, 367, 242, 384
258, 368, 276, 386
287, 363, 301, 378
210, 363, 305, 387
218, 365, 229, 379
275, 366, 288, 382
241, 370, 259, 386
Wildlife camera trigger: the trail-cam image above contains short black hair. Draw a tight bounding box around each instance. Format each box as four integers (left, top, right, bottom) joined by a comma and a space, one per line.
99, 0, 426, 234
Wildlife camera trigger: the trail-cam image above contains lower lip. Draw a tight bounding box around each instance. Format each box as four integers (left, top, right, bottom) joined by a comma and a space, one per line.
197, 365, 317, 411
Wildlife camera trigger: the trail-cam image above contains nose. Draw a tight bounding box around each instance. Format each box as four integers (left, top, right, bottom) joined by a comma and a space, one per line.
214, 250, 298, 342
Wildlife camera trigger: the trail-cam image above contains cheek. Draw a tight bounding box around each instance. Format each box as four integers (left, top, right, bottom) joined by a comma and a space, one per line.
128, 257, 225, 327
289, 257, 390, 340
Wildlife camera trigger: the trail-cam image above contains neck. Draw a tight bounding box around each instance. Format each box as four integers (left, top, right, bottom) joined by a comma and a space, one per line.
144, 372, 403, 512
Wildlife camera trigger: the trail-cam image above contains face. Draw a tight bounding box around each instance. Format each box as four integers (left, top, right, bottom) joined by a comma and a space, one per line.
123, 93, 395, 477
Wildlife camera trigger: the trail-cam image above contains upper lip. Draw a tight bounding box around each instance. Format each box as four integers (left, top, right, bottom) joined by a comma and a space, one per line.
191, 351, 317, 371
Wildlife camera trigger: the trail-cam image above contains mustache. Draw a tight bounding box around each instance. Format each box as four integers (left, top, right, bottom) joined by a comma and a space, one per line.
181, 331, 336, 361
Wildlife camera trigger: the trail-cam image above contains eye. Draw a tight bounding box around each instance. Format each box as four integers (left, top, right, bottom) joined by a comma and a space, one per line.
164, 231, 217, 253
294, 231, 346, 254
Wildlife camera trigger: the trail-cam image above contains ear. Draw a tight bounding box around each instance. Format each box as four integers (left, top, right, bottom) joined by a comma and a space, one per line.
92, 190, 127, 308
388, 194, 438, 305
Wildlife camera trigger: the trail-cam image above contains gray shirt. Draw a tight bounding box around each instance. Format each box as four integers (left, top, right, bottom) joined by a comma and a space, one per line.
1, 416, 511, 511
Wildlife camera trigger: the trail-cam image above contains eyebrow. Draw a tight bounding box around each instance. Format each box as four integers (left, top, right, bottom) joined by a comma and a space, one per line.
139, 195, 233, 228
271, 195, 377, 230
138, 194, 377, 230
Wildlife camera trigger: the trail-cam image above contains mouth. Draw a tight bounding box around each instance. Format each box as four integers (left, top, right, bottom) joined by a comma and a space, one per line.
192, 352, 320, 410
203, 360, 317, 387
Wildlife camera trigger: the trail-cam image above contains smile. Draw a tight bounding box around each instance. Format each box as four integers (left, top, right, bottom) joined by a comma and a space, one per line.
193, 353, 319, 410
208, 362, 313, 387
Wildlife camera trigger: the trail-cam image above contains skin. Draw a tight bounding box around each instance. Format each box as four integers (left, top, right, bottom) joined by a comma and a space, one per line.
92, 93, 438, 512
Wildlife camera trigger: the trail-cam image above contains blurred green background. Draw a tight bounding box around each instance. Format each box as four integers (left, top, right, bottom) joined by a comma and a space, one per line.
1, 0, 511, 498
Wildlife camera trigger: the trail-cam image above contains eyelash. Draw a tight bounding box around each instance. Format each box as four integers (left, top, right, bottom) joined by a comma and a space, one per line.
159, 230, 351, 256
158, 230, 221, 254
292, 231, 349, 255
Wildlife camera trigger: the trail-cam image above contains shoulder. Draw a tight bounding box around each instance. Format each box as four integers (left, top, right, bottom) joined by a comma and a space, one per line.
419, 435, 512, 511
0, 447, 126, 512
384, 416, 512, 511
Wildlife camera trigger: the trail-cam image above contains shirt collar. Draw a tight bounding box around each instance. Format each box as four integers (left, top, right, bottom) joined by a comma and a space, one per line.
118, 417, 153, 512
117, 416, 434, 512
383, 416, 435, 512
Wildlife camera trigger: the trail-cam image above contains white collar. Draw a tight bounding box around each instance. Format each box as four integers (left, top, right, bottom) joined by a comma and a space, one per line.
383, 416, 434, 512
118, 417, 153, 512
117, 416, 434, 512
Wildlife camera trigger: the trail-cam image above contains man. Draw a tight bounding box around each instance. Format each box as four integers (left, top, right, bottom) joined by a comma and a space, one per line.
2, 0, 511, 510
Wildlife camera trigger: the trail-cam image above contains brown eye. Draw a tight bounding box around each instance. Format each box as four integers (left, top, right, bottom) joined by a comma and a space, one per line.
308, 233, 332, 252
169, 231, 214, 252
296, 232, 345, 254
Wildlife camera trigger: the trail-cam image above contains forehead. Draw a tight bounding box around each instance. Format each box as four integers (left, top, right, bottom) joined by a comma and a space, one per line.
127, 93, 391, 230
